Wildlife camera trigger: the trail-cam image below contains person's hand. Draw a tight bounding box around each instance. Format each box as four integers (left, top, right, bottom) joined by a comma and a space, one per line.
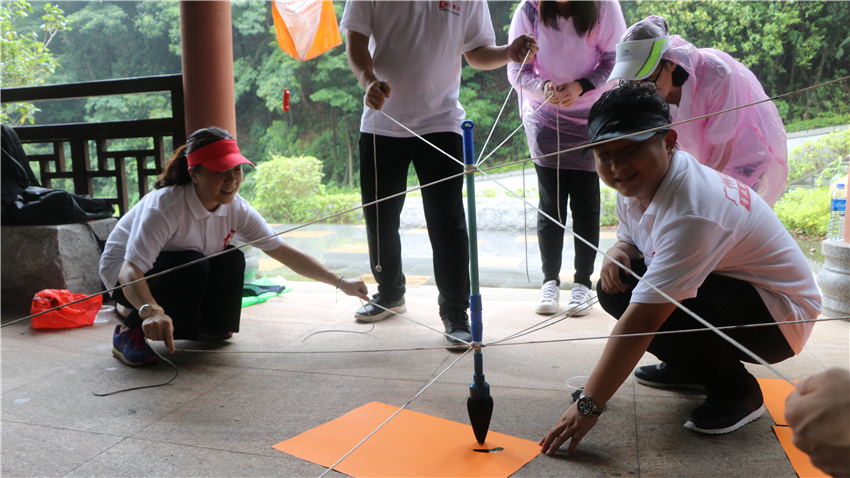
340, 278, 370, 301
364, 80, 391, 110
141, 310, 175, 354
786, 368, 850, 477
600, 248, 631, 294
557, 81, 583, 108
543, 81, 561, 105
508, 33, 538, 64
539, 402, 598, 456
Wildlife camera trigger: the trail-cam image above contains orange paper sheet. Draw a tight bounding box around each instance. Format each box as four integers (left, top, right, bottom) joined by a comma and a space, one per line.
772, 426, 830, 478
273, 401, 540, 478
757, 378, 799, 426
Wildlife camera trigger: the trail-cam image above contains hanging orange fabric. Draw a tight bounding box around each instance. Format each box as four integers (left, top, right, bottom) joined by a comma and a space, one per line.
272, 1, 342, 62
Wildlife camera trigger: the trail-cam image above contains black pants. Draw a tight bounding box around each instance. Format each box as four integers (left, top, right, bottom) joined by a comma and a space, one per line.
535, 163, 599, 288
359, 133, 470, 315
112, 247, 245, 340
597, 261, 794, 399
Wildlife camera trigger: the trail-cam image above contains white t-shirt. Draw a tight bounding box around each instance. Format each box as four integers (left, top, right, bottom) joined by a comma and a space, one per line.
616, 151, 821, 354
99, 183, 284, 289
340, 1, 496, 137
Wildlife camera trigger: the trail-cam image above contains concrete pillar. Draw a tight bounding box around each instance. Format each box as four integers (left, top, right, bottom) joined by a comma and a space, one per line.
180, 1, 237, 139
818, 240, 850, 318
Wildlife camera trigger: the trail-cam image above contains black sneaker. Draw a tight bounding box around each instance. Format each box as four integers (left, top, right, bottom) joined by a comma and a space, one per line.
634, 362, 706, 391
684, 389, 765, 435
354, 294, 406, 323
441, 310, 472, 350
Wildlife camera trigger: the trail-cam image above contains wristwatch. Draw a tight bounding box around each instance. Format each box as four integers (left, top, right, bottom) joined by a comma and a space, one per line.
138, 303, 164, 320
576, 394, 604, 417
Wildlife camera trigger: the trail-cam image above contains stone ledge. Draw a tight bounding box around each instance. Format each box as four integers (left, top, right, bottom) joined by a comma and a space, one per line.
1, 218, 117, 313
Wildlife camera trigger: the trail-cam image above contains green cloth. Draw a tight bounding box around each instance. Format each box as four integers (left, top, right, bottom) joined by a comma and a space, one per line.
241, 276, 293, 308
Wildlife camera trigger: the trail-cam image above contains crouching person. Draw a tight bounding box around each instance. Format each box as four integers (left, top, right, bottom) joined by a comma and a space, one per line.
99, 127, 369, 366
540, 83, 820, 456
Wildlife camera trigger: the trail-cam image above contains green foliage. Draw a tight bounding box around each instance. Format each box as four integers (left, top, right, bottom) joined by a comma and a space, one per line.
787, 130, 850, 185
1, 0, 70, 124
599, 184, 619, 228
785, 113, 850, 133
620, 1, 850, 122
774, 187, 831, 237
10, 0, 849, 216
251, 154, 361, 224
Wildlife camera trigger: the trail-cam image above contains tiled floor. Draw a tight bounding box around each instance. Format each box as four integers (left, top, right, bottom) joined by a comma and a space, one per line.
3, 281, 846, 477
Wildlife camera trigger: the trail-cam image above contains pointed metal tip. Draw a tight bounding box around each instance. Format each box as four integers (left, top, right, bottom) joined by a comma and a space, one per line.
467, 396, 494, 444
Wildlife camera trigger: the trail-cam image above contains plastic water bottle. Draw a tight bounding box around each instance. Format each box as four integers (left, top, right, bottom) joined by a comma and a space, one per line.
828, 183, 846, 241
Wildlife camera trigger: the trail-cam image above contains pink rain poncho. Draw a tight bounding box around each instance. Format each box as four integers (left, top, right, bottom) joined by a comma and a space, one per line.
508, 0, 626, 171
618, 17, 788, 205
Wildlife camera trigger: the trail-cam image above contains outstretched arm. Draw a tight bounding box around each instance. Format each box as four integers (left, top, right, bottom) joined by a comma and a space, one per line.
464, 34, 538, 71
540, 301, 677, 456
118, 260, 176, 354
264, 242, 369, 300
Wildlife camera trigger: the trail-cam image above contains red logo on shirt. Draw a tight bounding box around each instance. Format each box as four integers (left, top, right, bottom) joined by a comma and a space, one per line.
715, 172, 751, 212
439, 1, 461, 15
223, 229, 235, 249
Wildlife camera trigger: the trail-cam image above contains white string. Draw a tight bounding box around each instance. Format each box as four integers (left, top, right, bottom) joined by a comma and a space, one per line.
301, 298, 376, 342
358, 301, 473, 346
476, 91, 555, 167
317, 348, 471, 478
373, 113, 382, 273
520, 67, 531, 283
170, 317, 848, 355
380, 111, 465, 167
477, 49, 531, 163
556, 103, 562, 223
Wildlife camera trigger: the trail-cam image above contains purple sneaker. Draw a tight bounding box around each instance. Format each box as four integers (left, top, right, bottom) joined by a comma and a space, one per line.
112, 325, 158, 366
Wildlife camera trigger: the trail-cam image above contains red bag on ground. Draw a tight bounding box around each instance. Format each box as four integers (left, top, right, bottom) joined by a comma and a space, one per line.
31, 289, 102, 329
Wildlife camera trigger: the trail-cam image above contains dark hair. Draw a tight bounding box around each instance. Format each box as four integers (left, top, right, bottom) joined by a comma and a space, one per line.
154, 126, 233, 189
589, 82, 671, 131
538, 1, 599, 37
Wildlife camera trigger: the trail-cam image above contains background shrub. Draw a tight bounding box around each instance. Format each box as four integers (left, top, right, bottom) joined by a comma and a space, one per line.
773, 187, 830, 237
252, 155, 362, 224
600, 184, 619, 227
787, 130, 850, 185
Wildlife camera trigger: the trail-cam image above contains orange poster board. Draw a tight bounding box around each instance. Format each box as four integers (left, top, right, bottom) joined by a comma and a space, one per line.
273, 401, 540, 478
757, 377, 799, 426
772, 427, 830, 478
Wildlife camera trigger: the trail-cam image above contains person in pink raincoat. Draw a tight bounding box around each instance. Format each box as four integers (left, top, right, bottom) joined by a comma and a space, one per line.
608, 15, 788, 207
508, 0, 626, 317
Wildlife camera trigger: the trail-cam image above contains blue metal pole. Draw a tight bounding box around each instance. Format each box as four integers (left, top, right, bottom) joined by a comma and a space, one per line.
462, 120, 493, 444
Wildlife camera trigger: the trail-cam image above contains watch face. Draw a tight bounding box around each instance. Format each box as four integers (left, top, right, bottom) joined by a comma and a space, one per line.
577, 396, 593, 415
139, 304, 151, 319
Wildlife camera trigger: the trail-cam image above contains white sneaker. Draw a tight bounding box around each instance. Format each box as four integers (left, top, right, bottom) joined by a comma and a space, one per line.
534, 280, 560, 315
567, 283, 592, 317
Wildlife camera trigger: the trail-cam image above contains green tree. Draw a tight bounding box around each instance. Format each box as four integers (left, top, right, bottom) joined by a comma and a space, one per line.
620, 1, 850, 123
0, 0, 70, 124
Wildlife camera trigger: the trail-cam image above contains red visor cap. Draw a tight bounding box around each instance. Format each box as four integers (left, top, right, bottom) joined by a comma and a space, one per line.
186, 139, 255, 172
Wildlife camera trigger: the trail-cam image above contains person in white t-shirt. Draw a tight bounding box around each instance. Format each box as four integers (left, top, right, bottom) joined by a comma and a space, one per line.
340, 1, 537, 349
540, 83, 820, 456
99, 127, 369, 367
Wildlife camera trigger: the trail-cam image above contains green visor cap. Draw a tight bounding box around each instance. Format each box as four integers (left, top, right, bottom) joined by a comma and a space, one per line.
608, 36, 670, 82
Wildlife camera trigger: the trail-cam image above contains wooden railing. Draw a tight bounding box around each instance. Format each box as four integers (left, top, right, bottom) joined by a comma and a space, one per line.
1, 75, 185, 216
